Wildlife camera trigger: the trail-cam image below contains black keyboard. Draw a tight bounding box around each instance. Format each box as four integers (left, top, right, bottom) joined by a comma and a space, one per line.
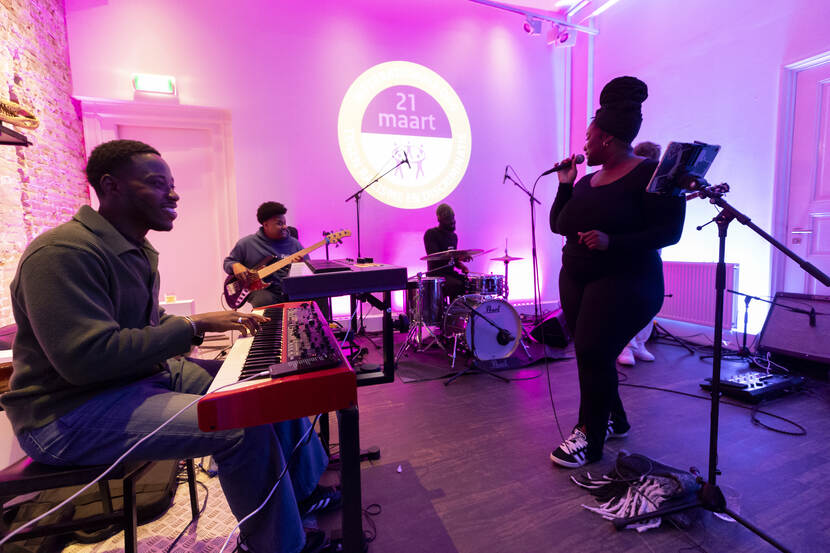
239, 304, 343, 380
306, 259, 351, 274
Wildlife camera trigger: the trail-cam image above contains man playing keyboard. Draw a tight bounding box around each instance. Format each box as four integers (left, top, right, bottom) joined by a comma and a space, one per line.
1, 140, 335, 553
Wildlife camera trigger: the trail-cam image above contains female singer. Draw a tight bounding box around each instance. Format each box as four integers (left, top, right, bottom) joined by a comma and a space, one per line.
548, 76, 686, 467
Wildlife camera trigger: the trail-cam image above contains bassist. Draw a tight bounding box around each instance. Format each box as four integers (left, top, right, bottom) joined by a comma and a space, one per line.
223, 202, 306, 307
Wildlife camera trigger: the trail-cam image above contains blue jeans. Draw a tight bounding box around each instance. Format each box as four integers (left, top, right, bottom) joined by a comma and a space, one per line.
249, 288, 288, 308
17, 357, 328, 553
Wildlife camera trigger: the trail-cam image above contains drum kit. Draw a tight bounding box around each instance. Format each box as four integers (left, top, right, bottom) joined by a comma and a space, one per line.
396, 246, 530, 375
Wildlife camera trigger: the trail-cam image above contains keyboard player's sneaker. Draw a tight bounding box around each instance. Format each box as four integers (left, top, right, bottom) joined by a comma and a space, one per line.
300, 485, 342, 518
236, 529, 329, 553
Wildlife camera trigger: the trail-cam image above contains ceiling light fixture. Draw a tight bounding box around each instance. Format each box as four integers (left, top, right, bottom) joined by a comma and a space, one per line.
523, 16, 542, 35
469, 0, 598, 37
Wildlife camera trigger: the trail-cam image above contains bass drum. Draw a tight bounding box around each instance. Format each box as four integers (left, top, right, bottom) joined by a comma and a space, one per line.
443, 295, 521, 360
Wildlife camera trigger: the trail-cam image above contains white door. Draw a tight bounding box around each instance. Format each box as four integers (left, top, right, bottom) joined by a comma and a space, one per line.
783, 60, 830, 294
79, 99, 238, 314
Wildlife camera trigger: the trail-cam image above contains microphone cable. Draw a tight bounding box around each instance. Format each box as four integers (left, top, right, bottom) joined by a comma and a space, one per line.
217, 414, 321, 553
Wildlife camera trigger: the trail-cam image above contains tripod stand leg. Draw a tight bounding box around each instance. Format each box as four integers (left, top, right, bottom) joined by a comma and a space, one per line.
444, 362, 469, 386
450, 334, 459, 369
395, 326, 418, 363
654, 321, 695, 354
722, 507, 793, 553
416, 323, 447, 353
444, 359, 510, 386
520, 337, 531, 358
611, 493, 793, 553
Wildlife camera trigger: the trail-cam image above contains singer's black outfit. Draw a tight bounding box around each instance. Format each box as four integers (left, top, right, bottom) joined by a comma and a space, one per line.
423, 226, 466, 299
550, 159, 685, 460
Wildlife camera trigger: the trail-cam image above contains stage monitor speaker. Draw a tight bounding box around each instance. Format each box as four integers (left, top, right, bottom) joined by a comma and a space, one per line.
530, 309, 571, 348
757, 292, 830, 372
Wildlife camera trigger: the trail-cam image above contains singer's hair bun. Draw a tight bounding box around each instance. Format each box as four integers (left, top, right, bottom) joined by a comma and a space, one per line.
599, 76, 648, 109
594, 76, 648, 144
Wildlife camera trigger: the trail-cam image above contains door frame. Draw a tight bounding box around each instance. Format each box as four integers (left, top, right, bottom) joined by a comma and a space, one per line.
771, 50, 830, 295
76, 97, 238, 279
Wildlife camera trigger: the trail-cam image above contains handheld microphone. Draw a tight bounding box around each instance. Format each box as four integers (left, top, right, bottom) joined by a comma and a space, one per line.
541, 154, 585, 177
402, 151, 411, 169
496, 328, 514, 346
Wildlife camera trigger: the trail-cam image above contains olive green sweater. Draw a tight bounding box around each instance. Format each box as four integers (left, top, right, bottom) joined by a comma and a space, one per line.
1, 206, 194, 435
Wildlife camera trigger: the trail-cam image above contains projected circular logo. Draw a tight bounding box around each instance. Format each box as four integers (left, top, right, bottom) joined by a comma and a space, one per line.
338, 61, 472, 210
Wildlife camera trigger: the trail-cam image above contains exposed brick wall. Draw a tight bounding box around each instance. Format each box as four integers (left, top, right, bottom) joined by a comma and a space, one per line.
0, 0, 87, 327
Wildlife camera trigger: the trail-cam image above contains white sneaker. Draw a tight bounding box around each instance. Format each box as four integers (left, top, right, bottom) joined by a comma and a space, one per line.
631, 342, 655, 361
617, 346, 635, 366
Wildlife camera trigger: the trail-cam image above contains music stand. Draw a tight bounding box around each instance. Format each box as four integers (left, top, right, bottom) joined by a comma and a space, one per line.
613, 183, 830, 553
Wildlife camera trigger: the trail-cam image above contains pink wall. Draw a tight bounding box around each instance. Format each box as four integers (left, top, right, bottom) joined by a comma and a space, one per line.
64, 0, 569, 306
571, 0, 830, 331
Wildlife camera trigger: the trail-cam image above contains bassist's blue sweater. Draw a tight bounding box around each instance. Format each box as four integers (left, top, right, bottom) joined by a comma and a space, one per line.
222, 228, 305, 293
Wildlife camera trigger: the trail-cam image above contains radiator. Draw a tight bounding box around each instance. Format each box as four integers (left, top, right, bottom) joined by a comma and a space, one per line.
659, 261, 738, 329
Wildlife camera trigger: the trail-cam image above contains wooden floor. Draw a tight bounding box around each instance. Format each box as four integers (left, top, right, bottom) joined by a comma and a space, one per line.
320, 330, 830, 553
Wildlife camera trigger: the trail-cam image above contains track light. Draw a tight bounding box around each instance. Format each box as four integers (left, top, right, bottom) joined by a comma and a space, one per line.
522, 16, 542, 35
546, 24, 578, 47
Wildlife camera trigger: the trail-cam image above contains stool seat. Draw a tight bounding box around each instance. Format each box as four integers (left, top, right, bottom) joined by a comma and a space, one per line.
0, 456, 199, 553
0, 457, 149, 497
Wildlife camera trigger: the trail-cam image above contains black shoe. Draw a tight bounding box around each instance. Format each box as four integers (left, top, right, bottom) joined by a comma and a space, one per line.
300, 528, 330, 553
299, 485, 342, 518
235, 535, 252, 552
606, 418, 631, 440
550, 427, 601, 468
236, 529, 329, 553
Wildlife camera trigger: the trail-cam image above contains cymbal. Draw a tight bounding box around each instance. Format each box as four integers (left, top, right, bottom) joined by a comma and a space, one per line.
491, 255, 524, 262
420, 248, 483, 261
473, 248, 497, 258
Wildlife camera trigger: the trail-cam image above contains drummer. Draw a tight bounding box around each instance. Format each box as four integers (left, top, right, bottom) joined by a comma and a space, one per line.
423, 203, 470, 300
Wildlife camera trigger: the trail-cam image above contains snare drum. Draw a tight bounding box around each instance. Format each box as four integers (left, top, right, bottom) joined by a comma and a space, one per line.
443, 295, 521, 360
465, 274, 505, 297
406, 276, 445, 325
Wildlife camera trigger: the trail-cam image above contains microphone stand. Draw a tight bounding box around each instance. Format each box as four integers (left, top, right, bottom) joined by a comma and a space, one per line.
506, 167, 542, 323
345, 157, 408, 258
724, 289, 818, 361
345, 156, 408, 335
613, 184, 829, 553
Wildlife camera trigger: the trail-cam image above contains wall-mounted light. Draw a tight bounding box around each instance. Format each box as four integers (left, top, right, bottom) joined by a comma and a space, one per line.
132, 74, 177, 95
522, 16, 542, 36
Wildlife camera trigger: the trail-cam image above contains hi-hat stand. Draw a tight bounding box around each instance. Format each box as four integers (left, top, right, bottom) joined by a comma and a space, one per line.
395, 270, 448, 362
614, 184, 830, 553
